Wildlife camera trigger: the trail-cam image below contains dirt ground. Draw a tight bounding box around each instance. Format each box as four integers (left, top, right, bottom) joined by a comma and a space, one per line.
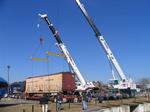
0, 96, 149, 112
0, 101, 95, 112
0, 103, 83, 112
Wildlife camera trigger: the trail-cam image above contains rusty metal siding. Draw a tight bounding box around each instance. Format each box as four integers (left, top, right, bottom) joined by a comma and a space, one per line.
62, 72, 76, 91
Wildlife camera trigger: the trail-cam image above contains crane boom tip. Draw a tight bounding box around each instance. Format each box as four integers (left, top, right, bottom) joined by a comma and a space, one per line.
76, 0, 81, 4
38, 13, 47, 18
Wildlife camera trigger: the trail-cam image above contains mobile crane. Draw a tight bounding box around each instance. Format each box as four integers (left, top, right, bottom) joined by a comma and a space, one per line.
38, 14, 94, 91
75, 0, 137, 96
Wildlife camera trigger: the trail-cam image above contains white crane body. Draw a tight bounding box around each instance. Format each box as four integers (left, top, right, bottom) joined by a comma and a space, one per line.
76, 0, 137, 91
39, 14, 94, 90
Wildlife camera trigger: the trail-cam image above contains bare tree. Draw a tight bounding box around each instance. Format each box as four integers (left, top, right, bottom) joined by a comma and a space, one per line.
138, 78, 150, 90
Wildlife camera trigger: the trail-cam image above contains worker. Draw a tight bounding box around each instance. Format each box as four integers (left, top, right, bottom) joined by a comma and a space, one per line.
87, 92, 92, 102
81, 91, 88, 110
39, 94, 49, 112
56, 92, 63, 112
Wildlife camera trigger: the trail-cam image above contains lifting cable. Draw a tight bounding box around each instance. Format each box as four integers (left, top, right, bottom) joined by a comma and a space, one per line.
30, 18, 50, 75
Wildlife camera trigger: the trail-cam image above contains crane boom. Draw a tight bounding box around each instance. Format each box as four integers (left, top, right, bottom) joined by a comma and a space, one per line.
38, 14, 90, 89
76, 0, 127, 81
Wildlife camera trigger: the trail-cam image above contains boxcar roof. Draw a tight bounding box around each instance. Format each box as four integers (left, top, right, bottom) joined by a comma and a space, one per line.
27, 71, 72, 79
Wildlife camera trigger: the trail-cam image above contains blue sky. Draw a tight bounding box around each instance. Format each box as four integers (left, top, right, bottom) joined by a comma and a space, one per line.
0, 0, 150, 83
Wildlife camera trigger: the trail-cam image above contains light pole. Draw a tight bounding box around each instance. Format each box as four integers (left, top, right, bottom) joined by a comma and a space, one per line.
7, 65, 10, 96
